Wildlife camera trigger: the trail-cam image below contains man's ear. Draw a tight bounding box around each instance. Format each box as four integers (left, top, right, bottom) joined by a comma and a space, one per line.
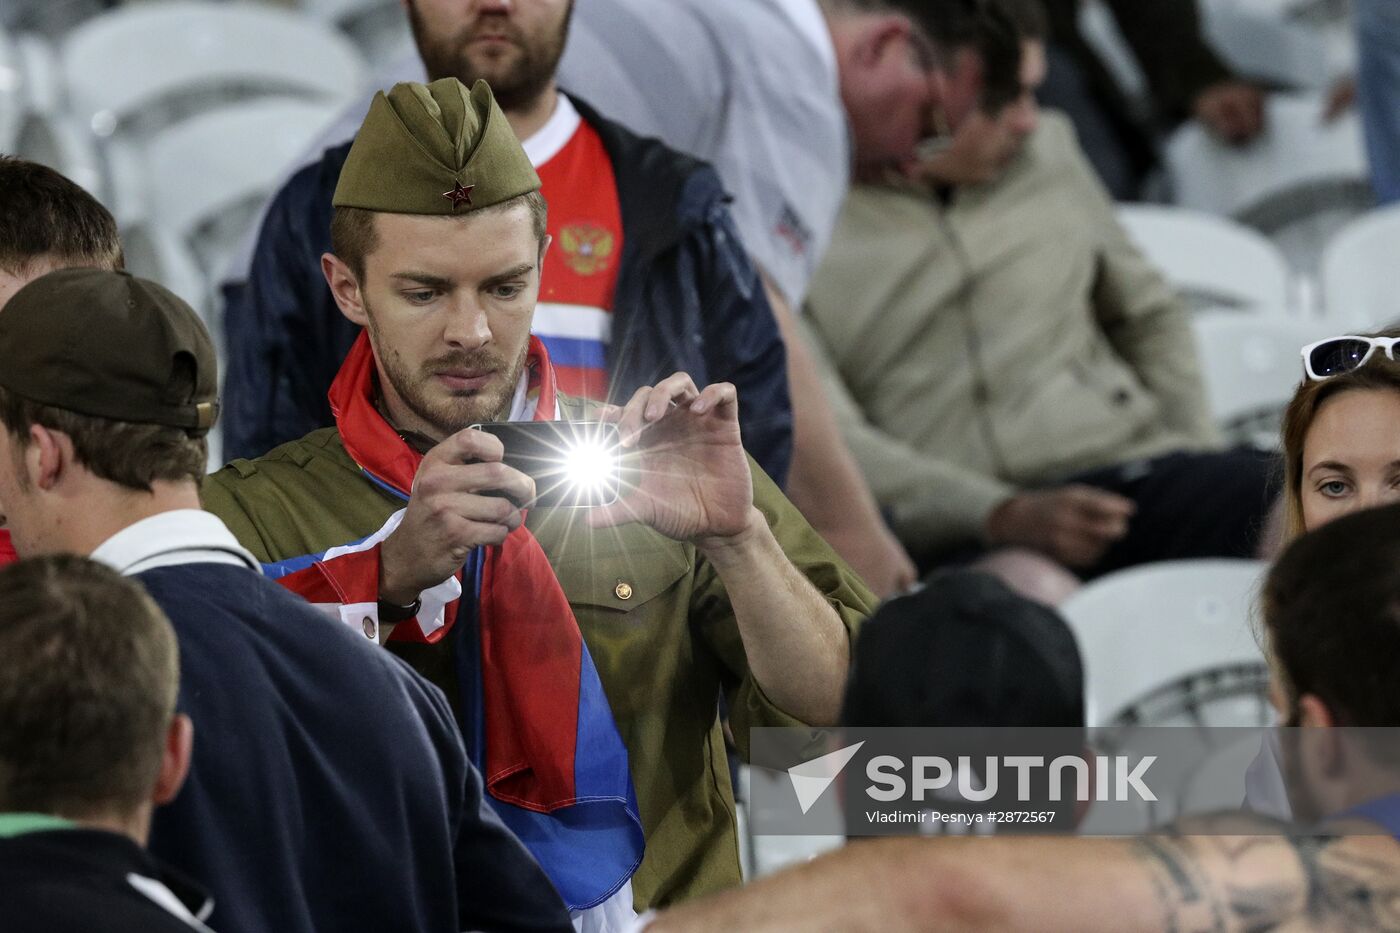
153, 714, 193, 807
322, 253, 369, 328
861, 15, 911, 68
538, 233, 553, 267
1297, 694, 1336, 729
27, 424, 68, 491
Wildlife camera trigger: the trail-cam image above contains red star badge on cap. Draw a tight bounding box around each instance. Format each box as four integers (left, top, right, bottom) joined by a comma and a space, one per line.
442, 181, 475, 210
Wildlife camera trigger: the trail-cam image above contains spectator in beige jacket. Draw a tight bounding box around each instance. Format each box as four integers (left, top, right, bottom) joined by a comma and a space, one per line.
804, 0, 1278, 601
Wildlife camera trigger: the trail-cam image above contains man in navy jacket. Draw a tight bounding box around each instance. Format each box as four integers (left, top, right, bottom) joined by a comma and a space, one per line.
0, 268, 571, 933
221, 3, 792, 482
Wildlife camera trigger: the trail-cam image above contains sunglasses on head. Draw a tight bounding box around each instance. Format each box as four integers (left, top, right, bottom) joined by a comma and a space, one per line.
1301, 335, 1400, 381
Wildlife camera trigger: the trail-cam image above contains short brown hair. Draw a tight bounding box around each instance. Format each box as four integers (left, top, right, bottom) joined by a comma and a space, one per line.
1264, 503, 1400, 727
0, 157, 123, 275
0, 555, 180, 819
0, 383, 208, 491
1280, 327, 1400, 540
330, 190, 549, 280
915, 0, 1047, 113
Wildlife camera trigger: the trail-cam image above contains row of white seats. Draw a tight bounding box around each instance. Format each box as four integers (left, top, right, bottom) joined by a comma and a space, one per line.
1121, 201, 1400, 331
1, 2, 378, 327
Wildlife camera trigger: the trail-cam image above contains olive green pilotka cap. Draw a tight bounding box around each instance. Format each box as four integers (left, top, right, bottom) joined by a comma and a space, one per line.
0, 269, 219, 435
333, 77, 541, 214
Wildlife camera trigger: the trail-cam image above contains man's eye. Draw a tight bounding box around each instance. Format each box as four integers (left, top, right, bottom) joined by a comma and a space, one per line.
492, 284, 525, 300
404, 290, 436, 304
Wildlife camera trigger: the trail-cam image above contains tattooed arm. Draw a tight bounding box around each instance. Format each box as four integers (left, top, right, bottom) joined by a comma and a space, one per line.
648, 817, 1400, 932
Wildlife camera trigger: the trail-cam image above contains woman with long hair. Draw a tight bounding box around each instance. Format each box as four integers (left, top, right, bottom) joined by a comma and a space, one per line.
1280, 327, 1400, 539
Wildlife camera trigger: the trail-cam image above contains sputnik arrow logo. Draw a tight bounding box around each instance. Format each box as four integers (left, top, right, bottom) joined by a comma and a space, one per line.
787, 741, 865, 814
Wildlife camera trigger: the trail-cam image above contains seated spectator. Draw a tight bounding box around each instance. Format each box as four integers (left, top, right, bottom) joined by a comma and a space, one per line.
201, 77, 873, 913
1038, 0, 1265, 199
0, 269, 570, 933
842, 570, 1085, 834
559, 0, 947, 595
0, 555, 207, 933
647, 501, 1400, 931
804, 0, 1278, 594
0, 156, 125, 565
1282, 329, 1400, 537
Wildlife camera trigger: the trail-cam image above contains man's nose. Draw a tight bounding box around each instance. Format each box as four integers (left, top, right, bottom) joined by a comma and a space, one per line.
443, 301, 493, 349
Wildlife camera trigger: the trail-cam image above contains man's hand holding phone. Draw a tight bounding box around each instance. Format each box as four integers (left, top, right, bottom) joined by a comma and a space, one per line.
590, 372, 758, 548
379, 429, 535, 605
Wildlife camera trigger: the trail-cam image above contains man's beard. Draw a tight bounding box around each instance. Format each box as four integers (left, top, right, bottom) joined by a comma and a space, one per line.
366, 303, 527, 438
407, 0, 573, 112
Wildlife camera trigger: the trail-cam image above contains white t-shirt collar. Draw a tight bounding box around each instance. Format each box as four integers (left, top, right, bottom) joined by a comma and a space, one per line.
90, 510, 260, 576
521, 92, 582, 168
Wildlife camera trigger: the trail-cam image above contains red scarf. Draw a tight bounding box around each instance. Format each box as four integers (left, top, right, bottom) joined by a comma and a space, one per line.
328, 333, 583, 811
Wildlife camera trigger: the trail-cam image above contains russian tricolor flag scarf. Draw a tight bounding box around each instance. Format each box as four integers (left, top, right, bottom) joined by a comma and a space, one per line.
307, 332, 643, 910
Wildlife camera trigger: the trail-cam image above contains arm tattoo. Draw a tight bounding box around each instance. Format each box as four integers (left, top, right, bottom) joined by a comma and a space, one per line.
1292, 834, 1400, 930
1134, 836, 1227, 933
1135, 822, 1400, 932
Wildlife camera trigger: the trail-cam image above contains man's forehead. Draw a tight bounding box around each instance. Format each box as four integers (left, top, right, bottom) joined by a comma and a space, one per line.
368, 209, 539, 279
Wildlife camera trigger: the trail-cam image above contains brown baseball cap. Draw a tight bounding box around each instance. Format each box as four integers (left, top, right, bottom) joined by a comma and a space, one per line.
0, 269, 219, 434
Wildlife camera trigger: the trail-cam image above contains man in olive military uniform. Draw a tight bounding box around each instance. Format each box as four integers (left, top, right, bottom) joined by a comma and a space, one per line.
201, 77, 874, 916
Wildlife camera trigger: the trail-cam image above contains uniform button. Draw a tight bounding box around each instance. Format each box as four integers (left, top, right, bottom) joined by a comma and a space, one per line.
1113, 389, 1131, 405
362, 616, 377, 640
614, 581, 633, 601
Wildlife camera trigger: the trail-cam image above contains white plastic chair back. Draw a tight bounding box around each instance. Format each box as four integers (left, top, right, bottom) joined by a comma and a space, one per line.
0, 29, 21, 152
1166, 93, 1369, 226
1060, 560, 1270, 728
61, 1, 366, 138
1189, 313, 1330, 442
1199, 0, 1344, 90
14, 110, 106, 199
143, 98, 340, 250
1320, 205, 1400, 332
14, 31, 60, 116
1118, 204, 1293, 311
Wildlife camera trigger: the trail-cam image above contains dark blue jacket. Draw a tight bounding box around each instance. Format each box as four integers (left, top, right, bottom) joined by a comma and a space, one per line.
222, 95, 793, 483
139, 563, 571, 933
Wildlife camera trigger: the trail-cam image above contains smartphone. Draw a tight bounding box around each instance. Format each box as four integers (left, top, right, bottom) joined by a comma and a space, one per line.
470, 420, 623, 508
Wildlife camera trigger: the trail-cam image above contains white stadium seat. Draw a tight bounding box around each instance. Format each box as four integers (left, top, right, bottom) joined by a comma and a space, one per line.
1189, 313, 1331, 444
1060, 559, 1271, 728
142, 98, 342, 261
0, 28, 22, 152
1118, 204, 1293, 311
1166, 92, 1369, 227
1320, 205, 1400, 332
60, 1, 366, 139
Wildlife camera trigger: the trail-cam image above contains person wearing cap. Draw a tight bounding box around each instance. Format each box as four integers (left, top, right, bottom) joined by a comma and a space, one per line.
221, 0, 926, 599
0, 155, 126, 566
0, 268, 572, 933
200, 77, 874, 915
